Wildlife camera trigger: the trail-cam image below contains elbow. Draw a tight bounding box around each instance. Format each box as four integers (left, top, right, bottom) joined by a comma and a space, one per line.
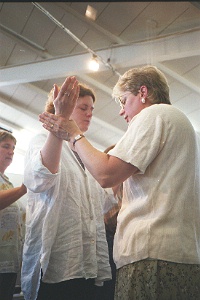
100, 182, 110, 189
98, 176, 114, 189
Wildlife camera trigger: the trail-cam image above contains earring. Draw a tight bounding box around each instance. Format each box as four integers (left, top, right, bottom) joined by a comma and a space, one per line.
141, 97, 145, 104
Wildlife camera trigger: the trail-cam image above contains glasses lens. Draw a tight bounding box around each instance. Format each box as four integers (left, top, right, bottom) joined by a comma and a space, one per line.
114, 96, 123, 108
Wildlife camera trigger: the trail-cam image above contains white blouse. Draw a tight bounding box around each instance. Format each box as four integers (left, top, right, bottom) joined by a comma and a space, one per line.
22, 133, 111, 300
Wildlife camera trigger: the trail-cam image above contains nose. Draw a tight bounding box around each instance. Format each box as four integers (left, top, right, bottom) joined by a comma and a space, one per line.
86, 109, 93, 117
8, 148, 14, 155
119, 107, 125, 116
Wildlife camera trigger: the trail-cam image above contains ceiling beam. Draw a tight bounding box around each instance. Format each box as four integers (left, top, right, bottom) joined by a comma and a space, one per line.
156, 63, 200, 94
77, 74, 112, 95
1, 29, 200, 96
0, 94, 38, 119
190, 2, 200, 10
0, 117, 22, 131
0, 23, 52, 59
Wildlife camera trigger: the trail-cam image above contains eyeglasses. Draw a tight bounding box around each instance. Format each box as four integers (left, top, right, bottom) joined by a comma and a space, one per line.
114, 92, 132, 109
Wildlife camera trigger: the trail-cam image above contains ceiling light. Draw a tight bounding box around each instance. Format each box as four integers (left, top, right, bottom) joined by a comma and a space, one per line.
85, 5, 97, 21
33, 2, 121, 77
89, 55, 99, 71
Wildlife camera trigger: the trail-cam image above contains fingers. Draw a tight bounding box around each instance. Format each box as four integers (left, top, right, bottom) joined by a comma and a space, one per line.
39, 113, 57, 133
59, 76, 78, 98
39, 110, 78, 142
39, 112, 67, 133
39, 112, 58, 123
52, 76, 79, 101
43, 122, 58, 132
42, 121, 69, 141
73, 83, 80, 101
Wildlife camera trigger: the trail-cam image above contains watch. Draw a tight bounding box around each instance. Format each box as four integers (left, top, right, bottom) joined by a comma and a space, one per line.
73, 134, 85, 146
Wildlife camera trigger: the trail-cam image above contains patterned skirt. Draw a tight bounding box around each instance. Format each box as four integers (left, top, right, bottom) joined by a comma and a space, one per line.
114, 259, 200, 300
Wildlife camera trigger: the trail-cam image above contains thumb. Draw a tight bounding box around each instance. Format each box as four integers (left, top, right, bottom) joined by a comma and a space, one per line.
53, 84, 59, 100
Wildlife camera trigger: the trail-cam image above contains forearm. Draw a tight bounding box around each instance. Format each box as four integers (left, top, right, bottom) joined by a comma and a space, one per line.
75, 139, 109, 186
72, 130, 138, 187
0, 184, 27, 210
40, 132, 63, 174
73, 135, 120, 188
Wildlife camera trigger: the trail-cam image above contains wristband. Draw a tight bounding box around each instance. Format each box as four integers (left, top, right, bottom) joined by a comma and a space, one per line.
73, 134, 85, 146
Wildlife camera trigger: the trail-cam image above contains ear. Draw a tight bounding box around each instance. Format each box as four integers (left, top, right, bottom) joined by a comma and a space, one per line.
140, 85, 148, 98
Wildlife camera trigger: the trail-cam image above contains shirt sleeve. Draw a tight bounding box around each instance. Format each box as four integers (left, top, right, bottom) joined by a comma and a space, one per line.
23, 133, 59, 193
109, 106, 167, 174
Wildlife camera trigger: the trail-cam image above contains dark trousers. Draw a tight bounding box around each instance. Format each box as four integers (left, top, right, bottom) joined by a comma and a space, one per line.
37, 277, 96, 300
0, 273, 17, 300
95, 231, 116, 300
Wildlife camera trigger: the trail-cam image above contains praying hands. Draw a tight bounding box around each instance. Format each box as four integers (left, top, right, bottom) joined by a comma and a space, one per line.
39, 75, 83, 142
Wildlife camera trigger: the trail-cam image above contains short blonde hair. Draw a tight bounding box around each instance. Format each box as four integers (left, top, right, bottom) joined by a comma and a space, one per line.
45, 83, 96, 114
112, 65, 171, 104
0, 130, 16, 144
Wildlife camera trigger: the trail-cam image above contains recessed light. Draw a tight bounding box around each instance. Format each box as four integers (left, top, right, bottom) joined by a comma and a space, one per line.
85, 5, 97, 21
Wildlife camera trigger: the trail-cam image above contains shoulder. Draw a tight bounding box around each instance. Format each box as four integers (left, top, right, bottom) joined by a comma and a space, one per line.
133, 104, 190, 127
141, 104, 177, 116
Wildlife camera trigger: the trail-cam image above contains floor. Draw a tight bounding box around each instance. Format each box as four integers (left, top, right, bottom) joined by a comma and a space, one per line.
13, 287, 24, 299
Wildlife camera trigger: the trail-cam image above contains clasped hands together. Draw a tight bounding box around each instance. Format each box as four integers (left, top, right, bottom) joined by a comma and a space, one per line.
39, 76, 82, 143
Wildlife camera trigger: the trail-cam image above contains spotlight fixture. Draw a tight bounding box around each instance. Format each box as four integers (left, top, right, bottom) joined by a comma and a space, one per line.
89, 55, 99, 71
33, 2, 121, 77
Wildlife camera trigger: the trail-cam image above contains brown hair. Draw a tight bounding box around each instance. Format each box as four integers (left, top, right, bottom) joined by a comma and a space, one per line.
112, 65, 171, 105
45, 83, 96, 114
0, 130, 16, 144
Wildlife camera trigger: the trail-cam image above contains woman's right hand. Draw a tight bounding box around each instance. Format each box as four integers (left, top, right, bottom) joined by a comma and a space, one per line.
53, 76, 80, 118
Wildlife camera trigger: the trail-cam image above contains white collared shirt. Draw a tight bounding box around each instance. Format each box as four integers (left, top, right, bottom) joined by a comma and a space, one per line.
22, 133, 111, 300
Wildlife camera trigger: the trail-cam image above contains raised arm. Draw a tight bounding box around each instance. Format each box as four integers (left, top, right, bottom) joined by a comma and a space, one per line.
40, 76, 79, 174
0, 184, 27, 210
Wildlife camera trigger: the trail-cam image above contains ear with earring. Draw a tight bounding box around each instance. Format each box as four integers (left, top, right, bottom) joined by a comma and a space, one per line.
141, 97, 146, 104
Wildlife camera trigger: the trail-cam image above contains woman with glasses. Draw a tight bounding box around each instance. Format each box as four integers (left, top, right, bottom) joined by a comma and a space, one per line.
39, 66, 200, 300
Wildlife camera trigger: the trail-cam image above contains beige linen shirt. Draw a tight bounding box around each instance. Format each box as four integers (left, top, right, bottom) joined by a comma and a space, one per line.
109, 104, 200, 269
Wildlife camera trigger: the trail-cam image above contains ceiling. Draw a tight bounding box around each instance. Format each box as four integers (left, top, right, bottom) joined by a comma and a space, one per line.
1, 1, 200, 170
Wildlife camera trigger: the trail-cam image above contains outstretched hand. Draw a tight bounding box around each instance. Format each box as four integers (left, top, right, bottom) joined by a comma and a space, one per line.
53, 76, 80, 118
39, 112, 81, 141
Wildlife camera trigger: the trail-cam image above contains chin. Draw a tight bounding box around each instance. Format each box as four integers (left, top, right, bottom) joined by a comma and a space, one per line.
80, 126, 89, 132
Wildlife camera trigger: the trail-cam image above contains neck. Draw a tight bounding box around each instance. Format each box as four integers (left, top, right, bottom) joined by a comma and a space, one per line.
0, 164, 7, 174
